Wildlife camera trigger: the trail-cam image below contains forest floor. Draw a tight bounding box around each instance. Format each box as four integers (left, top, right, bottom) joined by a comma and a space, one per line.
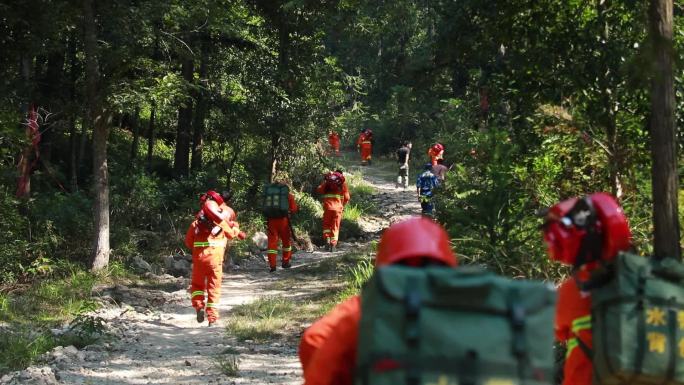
1, 155, 421, 385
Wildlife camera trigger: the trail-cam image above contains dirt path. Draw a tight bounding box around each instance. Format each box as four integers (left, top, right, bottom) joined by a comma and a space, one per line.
2, 158, 420, 385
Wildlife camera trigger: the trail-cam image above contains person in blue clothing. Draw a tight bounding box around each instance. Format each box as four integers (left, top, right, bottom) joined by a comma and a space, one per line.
416, 163, 439, 216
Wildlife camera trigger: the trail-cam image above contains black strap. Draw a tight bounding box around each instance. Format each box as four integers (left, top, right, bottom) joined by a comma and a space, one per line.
573, 332, 594, 360
666, 307, 677, 382
404, 279, 421, 385
634, 274, 648, 377
508, 289, 530, 383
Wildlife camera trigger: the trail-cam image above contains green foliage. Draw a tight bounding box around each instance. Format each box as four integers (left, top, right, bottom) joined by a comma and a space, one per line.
224, 296, 296, 342
213, 351, 240, 377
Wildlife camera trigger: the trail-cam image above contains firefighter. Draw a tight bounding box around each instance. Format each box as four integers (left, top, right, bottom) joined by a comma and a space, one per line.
265, 181, 299, 272
185, 199, 245, 326
200, 189, 236, 222
299, 217, 457, 384
328, 131, 341, 156
356, 128, 373, 165
427, 142, 444, 165
542, 192, 632, 385
316, 171, 350, 252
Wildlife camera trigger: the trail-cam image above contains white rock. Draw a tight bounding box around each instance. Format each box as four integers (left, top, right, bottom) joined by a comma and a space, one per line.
132, 256, 152, 273
251, 231, 269, 250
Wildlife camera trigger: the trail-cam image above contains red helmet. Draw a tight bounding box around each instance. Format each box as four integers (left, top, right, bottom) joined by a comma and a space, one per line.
543, 192, 631, 266
198, 200, 225, 224
376, 217, 457, 267
433, 143, 444, 152
205, 190, 224, 206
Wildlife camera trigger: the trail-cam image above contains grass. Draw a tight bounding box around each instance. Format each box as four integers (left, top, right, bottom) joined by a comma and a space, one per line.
224, 296, 296, 342
214, 348, 240, 377
225, 248, 377, 346
0, 262, 134, 375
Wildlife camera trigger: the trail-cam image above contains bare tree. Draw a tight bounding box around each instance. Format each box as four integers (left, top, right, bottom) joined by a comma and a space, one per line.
84, 0, 111, 271
649, 0, 680, 259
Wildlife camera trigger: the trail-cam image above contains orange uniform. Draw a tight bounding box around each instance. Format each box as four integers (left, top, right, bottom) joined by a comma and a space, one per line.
328, 132, 340, 155
427, 146, 444, 165
555, 275, 592, 385
301, 296, 361, 385
185, 214, 241, 323
266, 193, 298, 269
356, 133, 372, 163
316, 180, 350, 246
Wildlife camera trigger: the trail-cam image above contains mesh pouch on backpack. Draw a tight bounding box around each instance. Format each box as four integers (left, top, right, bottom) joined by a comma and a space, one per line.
591, 252, 684, 385
262, 183, 290, 218
355, 265, 557, 385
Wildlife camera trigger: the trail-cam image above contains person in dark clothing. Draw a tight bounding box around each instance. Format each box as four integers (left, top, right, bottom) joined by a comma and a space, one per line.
396, 141, 412, 189
432, 158, 448, 183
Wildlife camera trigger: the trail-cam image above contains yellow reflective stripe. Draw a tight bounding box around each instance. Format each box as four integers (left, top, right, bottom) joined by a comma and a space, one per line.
323, 230, 332, 233
322, 194, 343, 199
191, 291, 205, 297
566, 338, 579, 358
267, 249, 278, 254
282, 246, 291, 251
361, 141, 371, 144
206, 303, 218, 308
193, 240, 227, 247
571, 315, 592, 333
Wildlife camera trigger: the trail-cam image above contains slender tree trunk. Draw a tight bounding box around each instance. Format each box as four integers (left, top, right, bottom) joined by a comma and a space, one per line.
649, 0, 680, 259
68, 35, 79, 192
191, 42, 209, 171
78, 111, 88, 172
146, 102, 156, 172
174, 57, 193, 177
69, 116, 78, 192
130, 107, 140, 162
84, 0, 110, 271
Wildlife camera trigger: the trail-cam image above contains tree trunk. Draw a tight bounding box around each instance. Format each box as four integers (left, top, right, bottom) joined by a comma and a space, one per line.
146, 101, 156, 172
191, 42, 209, 172
84, 0, 110, 271
649, 0, 680, 259
130, 107, 140, 162
69, 116, 78, 192
174, 57, 193, 177
68, 35, 79, 191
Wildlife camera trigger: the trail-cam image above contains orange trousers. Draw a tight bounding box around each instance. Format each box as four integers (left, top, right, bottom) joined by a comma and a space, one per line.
322, 209, 343, 245
267, 217, 293, 268
360, 144, 372, 161
190, 255, 223, 322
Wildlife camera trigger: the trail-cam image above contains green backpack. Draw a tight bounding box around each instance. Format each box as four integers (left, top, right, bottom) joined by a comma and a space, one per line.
355, 265, 557, 385
262, 183, 290, 218
591, 252, 684, 385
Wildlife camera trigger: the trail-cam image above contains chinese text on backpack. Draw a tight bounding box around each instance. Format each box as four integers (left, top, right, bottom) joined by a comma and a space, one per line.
262, 183, 290, 218
591, 252, 684, 385
356, 265, 557, 385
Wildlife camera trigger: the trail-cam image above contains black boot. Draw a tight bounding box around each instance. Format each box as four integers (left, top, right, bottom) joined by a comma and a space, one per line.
269, 266, 276, 273
282, 261, 291, 269
196, 308, 205, 323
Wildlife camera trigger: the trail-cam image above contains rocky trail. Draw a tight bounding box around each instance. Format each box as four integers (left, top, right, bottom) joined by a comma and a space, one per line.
1, 158, 420, 385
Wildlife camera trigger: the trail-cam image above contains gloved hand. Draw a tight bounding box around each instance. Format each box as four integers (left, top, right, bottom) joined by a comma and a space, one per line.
211, 225, 222, 236
237, 231, 247, 240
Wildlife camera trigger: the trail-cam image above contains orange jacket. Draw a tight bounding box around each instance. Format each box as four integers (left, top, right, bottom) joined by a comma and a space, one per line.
329, 133, 340, 147
555, 276, 592, 385
302, 296, 361, 385
184, 218, 240, 261
357, 133, 371, 148
316, 181, 350, 212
